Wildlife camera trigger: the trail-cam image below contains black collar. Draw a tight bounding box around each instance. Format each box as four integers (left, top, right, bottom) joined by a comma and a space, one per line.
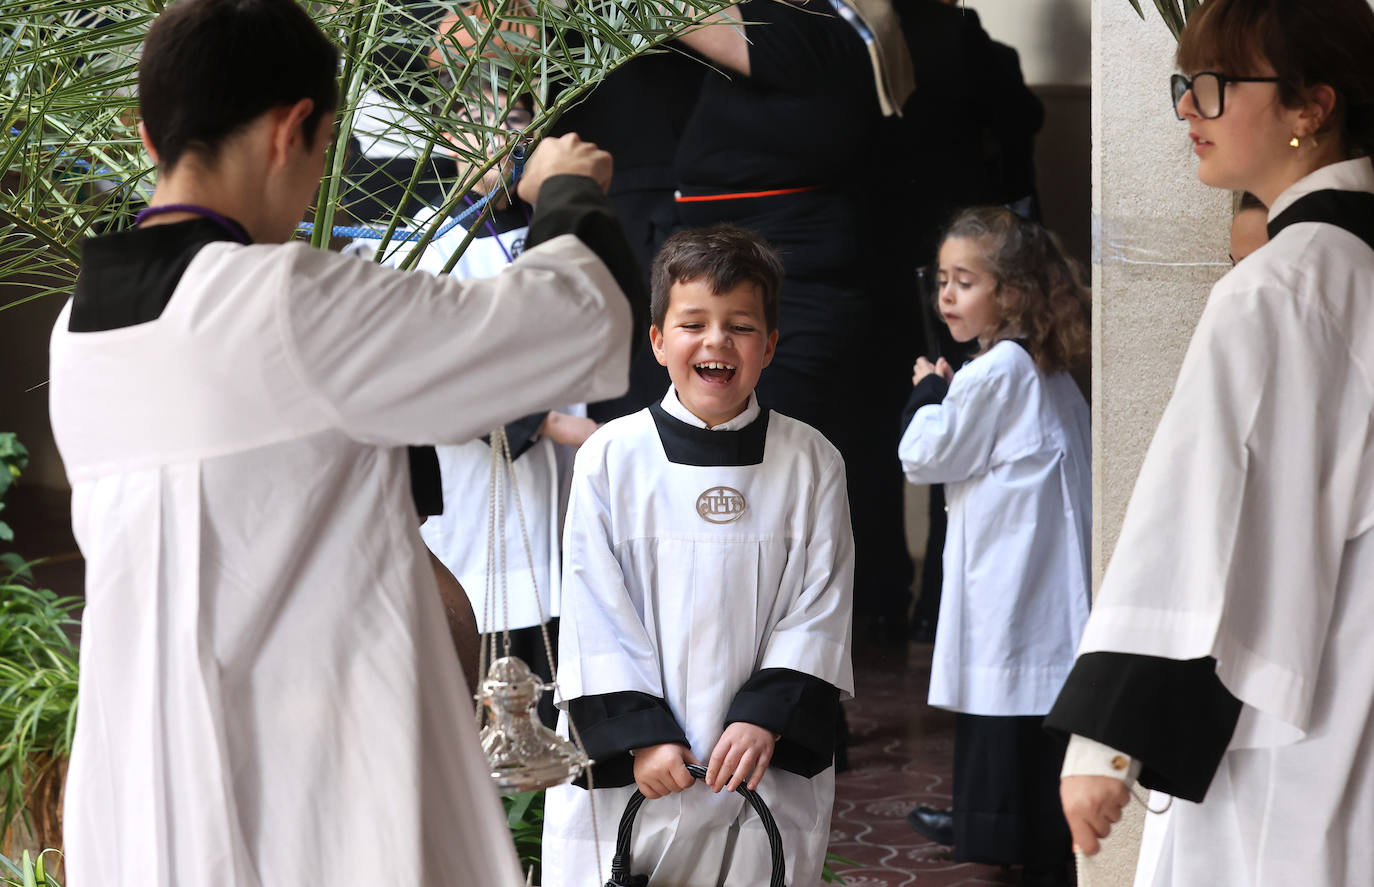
1267, 188, 1374, 253
71, 217, 248, 332
648, 401, 770, 466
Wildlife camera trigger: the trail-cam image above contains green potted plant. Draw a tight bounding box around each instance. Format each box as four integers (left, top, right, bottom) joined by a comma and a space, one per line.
0, 433, 78, 867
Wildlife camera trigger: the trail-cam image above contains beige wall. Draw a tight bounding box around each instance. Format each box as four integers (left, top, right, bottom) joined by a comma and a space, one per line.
960, 0, 1092, 87
1080, 1, 1230, 884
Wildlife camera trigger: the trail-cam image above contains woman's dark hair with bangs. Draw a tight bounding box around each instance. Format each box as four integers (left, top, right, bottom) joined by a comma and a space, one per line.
140, 0, 340, 171
941, 206, 1091, 378
1177, 0, 1374, 157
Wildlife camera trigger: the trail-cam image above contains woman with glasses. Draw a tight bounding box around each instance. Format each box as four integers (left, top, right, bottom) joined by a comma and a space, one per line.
1045, 1, 1374, 885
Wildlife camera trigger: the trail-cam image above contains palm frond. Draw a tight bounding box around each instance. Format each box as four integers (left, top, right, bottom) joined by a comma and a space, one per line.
1138, 0, 1201, 40
1, 0, 736, 307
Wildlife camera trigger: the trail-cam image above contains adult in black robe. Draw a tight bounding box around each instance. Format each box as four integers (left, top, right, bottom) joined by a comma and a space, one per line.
669, 0, 902, 631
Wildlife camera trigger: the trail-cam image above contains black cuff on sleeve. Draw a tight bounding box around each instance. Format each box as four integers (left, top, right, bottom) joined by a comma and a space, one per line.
725, 668, 841, 778
480, 411, 549, 461
407, 445, 443, 518
568, 691, 688, 789
900, 374, 950, 433
1045, 652, 1243, 802
525, 174, 648, 359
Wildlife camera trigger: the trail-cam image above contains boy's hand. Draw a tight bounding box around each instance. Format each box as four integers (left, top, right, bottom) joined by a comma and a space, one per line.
517, 134, 614, 205
633, 743, 700, 799
706, 723, 776, 793
912, 356, 953, 386
1060, 775, 1130, 856
539, 411, 600, 448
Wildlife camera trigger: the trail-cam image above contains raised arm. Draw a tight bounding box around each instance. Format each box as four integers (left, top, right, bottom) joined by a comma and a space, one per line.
279, 230, 632, 446
671, 3, 751, 76
898, 365, 1015, 486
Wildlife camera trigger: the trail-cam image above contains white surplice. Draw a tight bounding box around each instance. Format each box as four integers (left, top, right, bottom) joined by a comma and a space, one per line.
377, 214, 572, 631
1077, 158, 1374, 886
899, 339, 1092, 716
49, 234, 630, 886
542, 390, 854, 887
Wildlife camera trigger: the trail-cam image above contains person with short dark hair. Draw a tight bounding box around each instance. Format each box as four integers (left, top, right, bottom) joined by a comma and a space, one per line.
1048, 0, 1374, 882
542, 224, 855, 887
49, 0, 646, 883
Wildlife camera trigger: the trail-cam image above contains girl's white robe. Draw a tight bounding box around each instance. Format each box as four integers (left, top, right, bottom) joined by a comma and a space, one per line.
542, 392, 854, 887
49, 235, 630, 887
899, 339, 1092, 716
1077, 158, 1374, 887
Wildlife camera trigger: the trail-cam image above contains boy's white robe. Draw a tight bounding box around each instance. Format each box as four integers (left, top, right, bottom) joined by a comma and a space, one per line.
542, 390, 854, 887
899, 340, 1092, 716
1074, 158, 1374, 886
49, 235, 631, 887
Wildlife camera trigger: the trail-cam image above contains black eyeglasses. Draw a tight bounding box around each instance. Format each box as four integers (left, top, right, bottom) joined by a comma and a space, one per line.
1170, 72, 1281, 120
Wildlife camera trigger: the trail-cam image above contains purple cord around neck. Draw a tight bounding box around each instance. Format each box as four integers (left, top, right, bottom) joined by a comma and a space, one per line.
134, 203, 252, 244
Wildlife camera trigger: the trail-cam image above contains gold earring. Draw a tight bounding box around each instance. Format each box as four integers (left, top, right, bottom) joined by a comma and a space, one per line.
1290, 135, 1301, 149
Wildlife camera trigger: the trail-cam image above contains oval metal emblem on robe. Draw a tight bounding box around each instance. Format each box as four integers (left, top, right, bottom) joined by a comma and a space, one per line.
697, 486, 746, 524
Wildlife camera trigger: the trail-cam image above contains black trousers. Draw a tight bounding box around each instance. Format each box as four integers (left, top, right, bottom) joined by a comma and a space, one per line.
952, 713, 1073, 867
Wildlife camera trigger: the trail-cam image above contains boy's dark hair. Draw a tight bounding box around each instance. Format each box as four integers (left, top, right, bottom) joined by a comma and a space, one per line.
650, 224, 784, 332
140, 0, 340, 170
942, 206, 1091, 377
1177, 0, 1374, 158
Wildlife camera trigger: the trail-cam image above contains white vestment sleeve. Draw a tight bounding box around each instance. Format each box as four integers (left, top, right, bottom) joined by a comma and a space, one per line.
277, 235, 631, 445
1079, 279, 1370, 740
898, 364, 1022, 485
758, 450, 856, 697
556, 440, 664, 703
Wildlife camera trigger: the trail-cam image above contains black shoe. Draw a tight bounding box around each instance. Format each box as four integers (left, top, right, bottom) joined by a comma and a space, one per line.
905, 805, 955, 846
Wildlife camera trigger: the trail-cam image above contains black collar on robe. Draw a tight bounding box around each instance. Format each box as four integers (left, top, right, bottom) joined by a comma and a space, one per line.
1267, 188, 1374, 252
70, 217, 246, 332
68, 217, 446, 519
648, 401, 770, 466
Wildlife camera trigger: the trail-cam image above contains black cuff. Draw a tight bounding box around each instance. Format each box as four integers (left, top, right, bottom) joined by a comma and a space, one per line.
525, 174, 648, 359
480, 411, 549, 461
725, 668, 841, 778
900, 374, 950, 434
407, 445, 443, 518
1045, 653, 1242, 802
568, 691, 688, 789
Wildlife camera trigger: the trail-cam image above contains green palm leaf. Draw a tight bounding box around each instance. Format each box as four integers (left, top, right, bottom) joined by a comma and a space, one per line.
1, 0, 737, 304
1126, 0, 1201, 40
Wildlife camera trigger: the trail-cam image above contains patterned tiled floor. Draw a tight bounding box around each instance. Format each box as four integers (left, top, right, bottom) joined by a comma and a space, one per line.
826, 642, 1020, 887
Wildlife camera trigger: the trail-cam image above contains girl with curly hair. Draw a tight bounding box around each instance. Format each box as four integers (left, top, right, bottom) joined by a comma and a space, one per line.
898, 206, 1092, 887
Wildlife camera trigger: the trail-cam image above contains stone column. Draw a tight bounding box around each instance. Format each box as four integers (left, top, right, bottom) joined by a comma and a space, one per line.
1082, 1, 1230, 884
